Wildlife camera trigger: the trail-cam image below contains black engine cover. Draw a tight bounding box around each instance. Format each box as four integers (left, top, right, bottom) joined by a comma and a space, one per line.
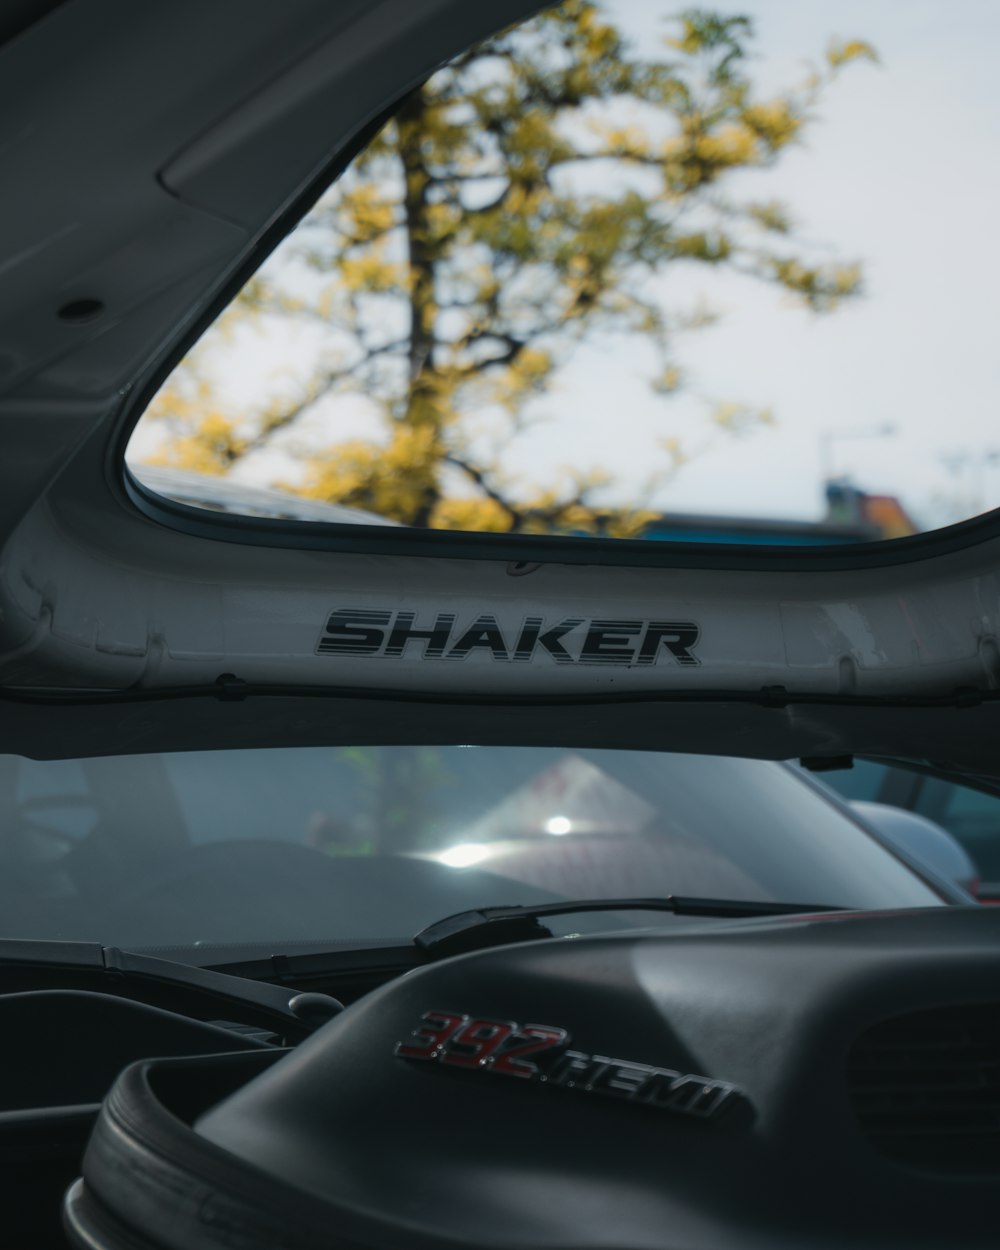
67, 907, 1000, 1250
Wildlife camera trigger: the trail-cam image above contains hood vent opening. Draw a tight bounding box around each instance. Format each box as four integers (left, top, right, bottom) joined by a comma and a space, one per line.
849, 1004, 1000, 1173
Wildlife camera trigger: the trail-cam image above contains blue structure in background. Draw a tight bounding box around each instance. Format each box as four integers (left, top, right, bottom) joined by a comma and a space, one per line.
629, 482, 914, 546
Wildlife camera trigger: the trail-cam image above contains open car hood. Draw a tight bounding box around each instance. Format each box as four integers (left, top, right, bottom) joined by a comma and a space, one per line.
1, 0, 999, 776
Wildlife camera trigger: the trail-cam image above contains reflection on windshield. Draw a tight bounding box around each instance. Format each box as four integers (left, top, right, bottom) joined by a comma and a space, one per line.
128, 1, 999, 543
0, 746, 939, 955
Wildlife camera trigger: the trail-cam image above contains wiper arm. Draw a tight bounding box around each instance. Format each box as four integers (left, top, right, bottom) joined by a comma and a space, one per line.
0, 938, 343, 1035
209, 898, 842, 983
414, 896, 844, 958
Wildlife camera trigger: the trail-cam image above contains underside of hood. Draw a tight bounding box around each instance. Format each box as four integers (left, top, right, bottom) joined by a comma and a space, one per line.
0, 0, 998, 775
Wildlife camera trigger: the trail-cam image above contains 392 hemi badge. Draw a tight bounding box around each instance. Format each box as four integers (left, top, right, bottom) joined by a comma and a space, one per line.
317, 609, 700, 666
395, 1010, 741, 1120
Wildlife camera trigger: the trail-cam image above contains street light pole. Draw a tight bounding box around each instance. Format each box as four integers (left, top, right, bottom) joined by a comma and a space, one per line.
941, 448, 1000, 516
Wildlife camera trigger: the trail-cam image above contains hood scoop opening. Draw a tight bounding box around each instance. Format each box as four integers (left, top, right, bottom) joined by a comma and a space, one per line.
849, 1003, 1000, 1173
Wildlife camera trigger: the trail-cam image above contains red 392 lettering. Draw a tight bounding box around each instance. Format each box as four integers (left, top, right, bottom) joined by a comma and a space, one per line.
395, 1010, 567, 1077
491, 1025, 571, 1078
393, 1010, 466, 1060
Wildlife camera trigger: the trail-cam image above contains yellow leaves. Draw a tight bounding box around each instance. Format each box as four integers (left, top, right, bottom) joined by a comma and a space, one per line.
594, 123, 652, 161
530, 499, 600, 535
511, 346, 552, 383
432, 492, 655, 539
653, 367, 682, 395
297, 439, 383, 502
383, 423, 439, 474
710, 402, 774, 435
672, 230, 731, 263
429, 497, 514, 532
338, 247, 405, 295
661, 436, 686, 469
545, 0, 619, 77
741, 99, 801, 150
340, 184, 397, 240
831, 263, 863, 297
827, 38, 879, 71
661, 116, 773, 192
664, 11, 753, 80
501, 182, 535, 219
405, 371, 456, 430
145, 380, 197, 425
144, 411, 244, 476
518, 496, 656, 541
577, 2, 618, 58
747, 200, 792, 234
299, 449, 402, 521
298, 424, 446, 524
423, 200, 463, 243
602, 508, 659, 540
694, 122, 759, 166
769, 256, 863, 310
666, 16, 709, 57
563, 62, 596, 102
772, 257, 812, 290
508, 111, 562, 172
316, 282, 339, 321
484, 348, 554, 413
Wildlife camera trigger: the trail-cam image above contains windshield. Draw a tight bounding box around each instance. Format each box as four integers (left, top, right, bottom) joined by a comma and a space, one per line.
0, 746, 939, 958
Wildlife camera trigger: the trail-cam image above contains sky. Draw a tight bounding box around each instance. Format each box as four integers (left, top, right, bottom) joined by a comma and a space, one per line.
128, 0, 1000, 531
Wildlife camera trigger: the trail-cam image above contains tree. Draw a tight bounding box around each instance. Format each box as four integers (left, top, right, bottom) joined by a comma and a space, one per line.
141, 4, 876, 535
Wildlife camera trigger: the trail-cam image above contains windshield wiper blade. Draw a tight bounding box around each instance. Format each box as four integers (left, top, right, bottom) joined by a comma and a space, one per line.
414, 896, 844, 958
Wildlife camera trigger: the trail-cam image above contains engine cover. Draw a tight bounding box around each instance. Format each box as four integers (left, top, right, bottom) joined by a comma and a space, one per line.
66, 907, 1000, 1250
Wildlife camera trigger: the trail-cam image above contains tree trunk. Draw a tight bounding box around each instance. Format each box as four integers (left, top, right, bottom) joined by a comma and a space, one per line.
396, 92, 444, 527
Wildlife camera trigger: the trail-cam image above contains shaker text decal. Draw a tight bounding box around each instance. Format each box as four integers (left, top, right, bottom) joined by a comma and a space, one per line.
317, 609, 700, 666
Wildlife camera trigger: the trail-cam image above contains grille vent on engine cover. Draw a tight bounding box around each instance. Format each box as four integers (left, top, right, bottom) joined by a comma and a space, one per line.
849, 1003, 1000, 1173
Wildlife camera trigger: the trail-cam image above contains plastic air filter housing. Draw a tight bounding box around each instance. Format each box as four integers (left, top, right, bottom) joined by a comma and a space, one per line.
65, 908, 1000, 1250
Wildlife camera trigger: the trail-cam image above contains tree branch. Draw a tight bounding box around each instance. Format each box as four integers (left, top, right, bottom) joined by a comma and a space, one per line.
237, 338, 409, 456
442, 451, 523, 526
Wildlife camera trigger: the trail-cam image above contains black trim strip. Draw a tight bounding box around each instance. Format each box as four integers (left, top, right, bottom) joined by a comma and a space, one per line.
123, 468, 1000, 572
0, 678, 995, 710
